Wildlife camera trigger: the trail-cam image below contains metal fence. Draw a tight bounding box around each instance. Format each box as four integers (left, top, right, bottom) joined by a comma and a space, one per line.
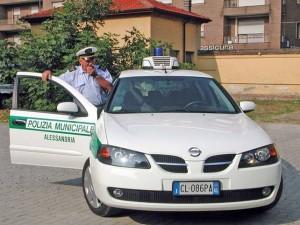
0, 19, 25, 25
224, 0, 270, 8
224, 33, 269, 44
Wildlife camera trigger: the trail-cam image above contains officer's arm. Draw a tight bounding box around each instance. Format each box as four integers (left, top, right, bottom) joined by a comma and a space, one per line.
59, 71, 74, 84
102, 69, 113, 83
94, 76, 112, 92
95, 66, 113, 83
41, 69, 73, 85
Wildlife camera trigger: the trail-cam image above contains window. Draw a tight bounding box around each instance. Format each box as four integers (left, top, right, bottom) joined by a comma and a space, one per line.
192, 0, 205, 4
200, 24, 205, 37
13, 7, 20, 24
31, 5, 39, 14
238, 0, 265, 7
184, 0, 204, 5
52, 1, 64, 8
18, 77, 81, 113
13, 7, 20, 16
108, 77, 237, 114
297, 23, 300, 39
185, 52, 194, 63
157, 0, 172, 4
238, 18, 265, 43
184, 0, 204, 7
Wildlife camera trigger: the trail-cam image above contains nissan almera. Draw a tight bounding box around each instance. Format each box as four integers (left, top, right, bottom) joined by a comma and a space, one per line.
83, 56, 282, 216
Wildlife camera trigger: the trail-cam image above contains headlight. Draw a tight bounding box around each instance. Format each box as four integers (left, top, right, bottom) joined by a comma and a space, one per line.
238, 144, 279, 168
97, 145, 151, 169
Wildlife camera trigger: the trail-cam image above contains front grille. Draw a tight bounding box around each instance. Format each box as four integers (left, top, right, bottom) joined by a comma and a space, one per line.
151, 154, 187, 173
203, 154, 236, 173
152, 56, 171, 67
108, 187, 274, 204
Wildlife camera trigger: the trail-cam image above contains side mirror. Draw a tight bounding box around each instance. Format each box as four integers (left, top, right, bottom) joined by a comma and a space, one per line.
57, 102, 79, 114
240, 101, 256, 113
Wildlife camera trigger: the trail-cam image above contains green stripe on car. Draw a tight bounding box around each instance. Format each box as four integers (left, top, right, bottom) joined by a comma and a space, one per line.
9, 116, 95, 136
90, 131, 102, 158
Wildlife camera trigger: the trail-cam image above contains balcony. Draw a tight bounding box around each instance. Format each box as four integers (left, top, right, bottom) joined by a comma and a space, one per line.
0, 0, 39, 6
0, 19, 30, 32
224, 33, 269, 44
223, 0, 270, 17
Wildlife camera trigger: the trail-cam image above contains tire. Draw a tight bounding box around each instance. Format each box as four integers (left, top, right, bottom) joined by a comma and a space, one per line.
82, 159, 121, 217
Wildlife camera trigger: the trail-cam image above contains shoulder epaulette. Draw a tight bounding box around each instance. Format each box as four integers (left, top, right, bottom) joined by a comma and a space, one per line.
68, 65, 76, 72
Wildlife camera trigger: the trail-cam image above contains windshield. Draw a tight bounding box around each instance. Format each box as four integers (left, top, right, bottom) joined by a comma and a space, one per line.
107, 76, 239, 114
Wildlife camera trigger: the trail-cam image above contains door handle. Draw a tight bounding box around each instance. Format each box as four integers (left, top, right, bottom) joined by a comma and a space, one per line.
13, 119, 26, 126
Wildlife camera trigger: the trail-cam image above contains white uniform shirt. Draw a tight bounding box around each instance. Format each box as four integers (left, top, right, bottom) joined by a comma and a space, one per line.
59, 66, 112, 105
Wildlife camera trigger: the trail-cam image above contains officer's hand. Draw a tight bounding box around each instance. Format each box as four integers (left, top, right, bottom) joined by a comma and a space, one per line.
86, 63, 96, 76
42, 70, 52, 81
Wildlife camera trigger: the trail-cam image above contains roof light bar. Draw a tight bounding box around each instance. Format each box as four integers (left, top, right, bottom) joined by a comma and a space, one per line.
142, 56, 179, 70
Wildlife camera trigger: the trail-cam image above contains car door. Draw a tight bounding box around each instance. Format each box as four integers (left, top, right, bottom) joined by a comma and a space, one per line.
9, 72, 98, 169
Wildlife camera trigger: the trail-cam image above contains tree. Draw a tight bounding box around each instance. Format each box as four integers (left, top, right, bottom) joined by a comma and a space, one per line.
3, 0, 175, 79
0, 0, 181, 111
1, 0, 174, 82
17, 0, 113, 75
0, 40, 20, 84
117, 27, 172, 74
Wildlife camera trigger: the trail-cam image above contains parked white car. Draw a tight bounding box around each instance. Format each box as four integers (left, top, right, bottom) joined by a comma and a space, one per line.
9, 56, 282, 217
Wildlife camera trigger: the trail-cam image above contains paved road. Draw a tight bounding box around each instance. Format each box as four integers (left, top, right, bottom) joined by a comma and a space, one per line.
0, 122, 299, 225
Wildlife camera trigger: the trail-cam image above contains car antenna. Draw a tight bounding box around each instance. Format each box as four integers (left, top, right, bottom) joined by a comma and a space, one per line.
162, 64, 167, 74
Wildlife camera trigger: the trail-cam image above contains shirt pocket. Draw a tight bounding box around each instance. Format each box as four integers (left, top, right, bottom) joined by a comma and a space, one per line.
74, 76, 86, 90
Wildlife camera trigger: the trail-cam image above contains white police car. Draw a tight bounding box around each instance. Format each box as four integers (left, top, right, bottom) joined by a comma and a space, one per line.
9, 56, 282, 217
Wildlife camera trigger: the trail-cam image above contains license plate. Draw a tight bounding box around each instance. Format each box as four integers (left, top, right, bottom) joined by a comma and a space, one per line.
172, 181, 220, 196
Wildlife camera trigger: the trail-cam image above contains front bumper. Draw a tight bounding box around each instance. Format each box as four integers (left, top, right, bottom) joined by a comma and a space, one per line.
90, 155, 282, 211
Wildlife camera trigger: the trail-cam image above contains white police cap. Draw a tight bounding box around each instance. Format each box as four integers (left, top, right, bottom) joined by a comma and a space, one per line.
76, 46, 97, 57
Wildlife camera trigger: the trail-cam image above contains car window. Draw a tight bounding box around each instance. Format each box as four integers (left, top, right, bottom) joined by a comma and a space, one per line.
107, 76, 238, 114
17, 76, 85, 114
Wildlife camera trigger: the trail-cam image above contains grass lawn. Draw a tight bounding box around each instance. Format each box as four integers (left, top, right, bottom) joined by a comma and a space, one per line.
245, 100, 300, 123
1, 100, 300, 124
0, 109, 9, 123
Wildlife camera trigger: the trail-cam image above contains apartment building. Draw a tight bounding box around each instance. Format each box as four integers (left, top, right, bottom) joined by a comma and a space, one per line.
23, 0, 210, 63
0, 0, 64, 43
43, 0, 64, 9
158, 0, 284, 51
281, 0, 300, 48
0, 0, 43, 42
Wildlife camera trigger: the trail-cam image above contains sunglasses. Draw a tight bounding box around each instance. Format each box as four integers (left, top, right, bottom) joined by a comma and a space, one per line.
80, 56, 95, 61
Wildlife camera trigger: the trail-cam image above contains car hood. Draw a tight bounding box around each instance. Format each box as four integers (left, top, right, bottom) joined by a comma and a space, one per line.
103, 113, 272, 161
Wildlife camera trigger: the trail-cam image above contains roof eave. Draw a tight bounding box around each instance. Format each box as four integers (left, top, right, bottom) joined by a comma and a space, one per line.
108, 8, 211, 23
22, 16, 52, 23
153, 8, 211, 23
22, 7, 211, 24
107, 8, 153, 17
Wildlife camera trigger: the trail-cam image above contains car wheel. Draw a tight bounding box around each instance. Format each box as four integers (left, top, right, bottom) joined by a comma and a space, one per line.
82, 159, 120, 217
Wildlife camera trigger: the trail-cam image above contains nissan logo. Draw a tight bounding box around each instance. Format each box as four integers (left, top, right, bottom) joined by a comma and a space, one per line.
189, 147, 202, 157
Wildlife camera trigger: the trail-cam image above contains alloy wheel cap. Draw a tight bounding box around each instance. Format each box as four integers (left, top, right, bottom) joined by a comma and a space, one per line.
84, 166, 102, 208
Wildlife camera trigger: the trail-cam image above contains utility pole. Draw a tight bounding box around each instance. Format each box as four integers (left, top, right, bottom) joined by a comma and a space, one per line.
184, 0, 192, 63
188, 0, 192, 12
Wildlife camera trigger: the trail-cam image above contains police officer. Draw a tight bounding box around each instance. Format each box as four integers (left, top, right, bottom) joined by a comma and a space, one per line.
42, 46, 113, 106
